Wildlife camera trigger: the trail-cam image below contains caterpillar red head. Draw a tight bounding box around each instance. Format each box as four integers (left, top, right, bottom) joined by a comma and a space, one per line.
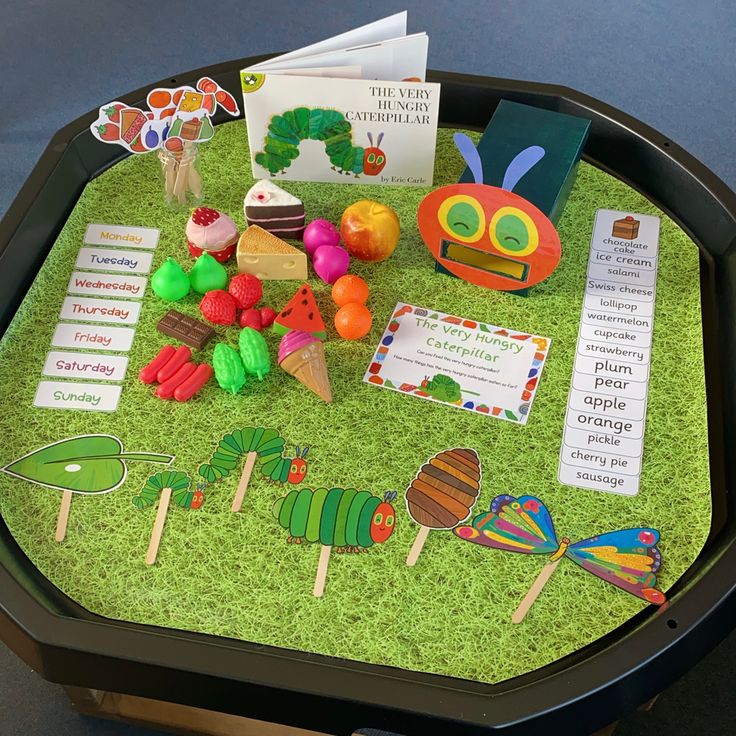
417, 133, 562, 291
287, 446, 309, 484
364, 132, 387, 176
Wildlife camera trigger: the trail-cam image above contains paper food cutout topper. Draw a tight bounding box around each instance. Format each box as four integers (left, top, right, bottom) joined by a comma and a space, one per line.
405, 448, 481, 566
1, 435, 173, 542
273, 487, 397, 597
454, 494, 665, 623
90, 77, 240, 154
417, 133, 562, 291
133, 470, 200, 566
198, 427, 309, 513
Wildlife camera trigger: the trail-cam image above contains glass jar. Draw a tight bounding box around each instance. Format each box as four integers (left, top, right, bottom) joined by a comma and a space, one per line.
158, 142, 203, 208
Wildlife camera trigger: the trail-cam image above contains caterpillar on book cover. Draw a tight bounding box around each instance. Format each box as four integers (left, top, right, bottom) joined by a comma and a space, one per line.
273, 488, 397, 552
198, 427, 308, 485
254, 107, 387, 177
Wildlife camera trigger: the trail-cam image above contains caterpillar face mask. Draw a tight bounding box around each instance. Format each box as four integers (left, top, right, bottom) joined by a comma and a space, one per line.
417, 134, 562, 291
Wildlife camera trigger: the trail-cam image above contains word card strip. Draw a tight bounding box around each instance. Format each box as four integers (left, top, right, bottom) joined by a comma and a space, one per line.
559, 209, 660, 496
33, 224, 156, 412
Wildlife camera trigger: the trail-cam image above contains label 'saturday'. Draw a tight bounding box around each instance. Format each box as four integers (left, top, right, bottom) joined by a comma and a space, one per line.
42, 351, 129, 382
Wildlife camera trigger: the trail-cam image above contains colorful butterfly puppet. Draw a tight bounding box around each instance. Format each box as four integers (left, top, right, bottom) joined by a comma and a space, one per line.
454, 494, 665, 623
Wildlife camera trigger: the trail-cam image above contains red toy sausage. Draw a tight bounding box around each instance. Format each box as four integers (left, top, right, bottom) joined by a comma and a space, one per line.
139, 344, 176, 384
157, 345, 192, 383
174, 364, 213, 402
155, 362, 197, 399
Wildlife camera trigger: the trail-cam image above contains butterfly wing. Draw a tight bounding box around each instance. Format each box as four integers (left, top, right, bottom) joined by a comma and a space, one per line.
454, 494, 559, 554
566, 528, 666, 604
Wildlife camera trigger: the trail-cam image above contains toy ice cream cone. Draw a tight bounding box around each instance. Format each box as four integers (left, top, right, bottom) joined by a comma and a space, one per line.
278, 330, 332, 403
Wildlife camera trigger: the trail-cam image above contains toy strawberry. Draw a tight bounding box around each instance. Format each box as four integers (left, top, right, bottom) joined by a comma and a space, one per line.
228, 273, 263, 310
200, 290, 237, 325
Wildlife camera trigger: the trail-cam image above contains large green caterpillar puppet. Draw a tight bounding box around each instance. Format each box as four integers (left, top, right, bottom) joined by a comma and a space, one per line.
254, 107, 387, 177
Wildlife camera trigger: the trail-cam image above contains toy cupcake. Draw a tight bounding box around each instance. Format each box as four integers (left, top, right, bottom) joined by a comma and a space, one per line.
186, 207, 239, 263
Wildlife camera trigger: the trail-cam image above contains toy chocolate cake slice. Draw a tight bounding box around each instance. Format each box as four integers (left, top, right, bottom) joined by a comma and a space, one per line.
237, 225, 308, 280
244, 180, 306, 238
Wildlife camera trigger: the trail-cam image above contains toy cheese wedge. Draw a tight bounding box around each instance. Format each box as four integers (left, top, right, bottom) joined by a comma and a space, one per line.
236, 225, 308, 280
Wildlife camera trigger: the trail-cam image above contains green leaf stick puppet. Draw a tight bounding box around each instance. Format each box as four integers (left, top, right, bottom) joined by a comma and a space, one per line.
1, 435, 173, 542
133, 469, 199, 565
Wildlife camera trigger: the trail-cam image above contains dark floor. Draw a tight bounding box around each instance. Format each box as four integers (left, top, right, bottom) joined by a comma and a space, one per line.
1, 1, 735, 734
4, 632, 736, 736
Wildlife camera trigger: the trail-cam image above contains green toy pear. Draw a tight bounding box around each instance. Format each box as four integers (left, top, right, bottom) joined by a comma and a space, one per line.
152, 257, 190, 301
190, 252, 228, 295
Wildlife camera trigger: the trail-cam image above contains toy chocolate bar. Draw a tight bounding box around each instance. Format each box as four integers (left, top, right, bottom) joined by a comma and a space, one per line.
157, 310, 215, 350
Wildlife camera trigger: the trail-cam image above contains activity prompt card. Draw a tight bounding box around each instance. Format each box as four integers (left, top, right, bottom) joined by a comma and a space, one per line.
558, 209, 661, 496
364, 303, 551, 424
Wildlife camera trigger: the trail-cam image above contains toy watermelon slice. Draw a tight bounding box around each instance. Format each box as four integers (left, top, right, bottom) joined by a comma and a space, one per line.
273, 283, 326, 339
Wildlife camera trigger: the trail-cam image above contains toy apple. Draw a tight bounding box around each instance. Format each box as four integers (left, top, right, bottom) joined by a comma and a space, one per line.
313, 245, 349, 284
303, 219, 340, 257
340, 200, 400, 262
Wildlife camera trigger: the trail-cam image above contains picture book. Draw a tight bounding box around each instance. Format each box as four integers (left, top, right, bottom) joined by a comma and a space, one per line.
240, 13, 440, 186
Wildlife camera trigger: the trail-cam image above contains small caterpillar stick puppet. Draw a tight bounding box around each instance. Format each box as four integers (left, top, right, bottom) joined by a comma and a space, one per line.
133, 470, 199, 565
454, 494, 666, 623
198, 427, 308, 512
405, 448, 482, 566
1, 435, 172, 542
253, 106, 387, 178
273, 488, 397, 597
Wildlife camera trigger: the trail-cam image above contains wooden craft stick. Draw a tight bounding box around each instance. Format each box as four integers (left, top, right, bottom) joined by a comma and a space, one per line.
406, 525, 430, 566
188, 158, 202, 199
511, 558, 562, 624
55, 490, 73, 542
164, 156, 177, 201
231, 451, 257, 513
173, 158, 189, 204
313, 544, 331, 598
146, 486, 172, 565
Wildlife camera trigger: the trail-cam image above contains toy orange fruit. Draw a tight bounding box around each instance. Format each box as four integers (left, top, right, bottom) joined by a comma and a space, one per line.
334, 303, 372, 340
332, 274, 370, 307
340, 200, 400, 262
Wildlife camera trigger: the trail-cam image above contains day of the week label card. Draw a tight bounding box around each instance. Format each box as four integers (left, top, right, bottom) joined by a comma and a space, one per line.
75, 247, 153, 275
42, 351, 129, 382
51, 323, 136, 352
67, 271, 147, 299
84, 223, 160, 250
33, 381, 122, 412
363, 303, 551, 424
60, 296, 141, 325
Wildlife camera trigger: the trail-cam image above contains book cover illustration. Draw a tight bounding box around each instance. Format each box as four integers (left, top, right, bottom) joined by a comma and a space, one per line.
241, 74, 439, 186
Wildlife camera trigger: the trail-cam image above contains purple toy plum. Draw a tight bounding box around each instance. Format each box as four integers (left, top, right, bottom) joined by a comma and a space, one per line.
313, 245, 350, 284
303, 219, 340, 257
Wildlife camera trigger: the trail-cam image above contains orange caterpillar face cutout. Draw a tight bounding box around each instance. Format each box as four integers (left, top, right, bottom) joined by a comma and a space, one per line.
417, 135, 562, 291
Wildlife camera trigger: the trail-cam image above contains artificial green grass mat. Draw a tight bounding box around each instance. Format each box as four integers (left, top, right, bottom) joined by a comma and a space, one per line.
0, 121, 710, 685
